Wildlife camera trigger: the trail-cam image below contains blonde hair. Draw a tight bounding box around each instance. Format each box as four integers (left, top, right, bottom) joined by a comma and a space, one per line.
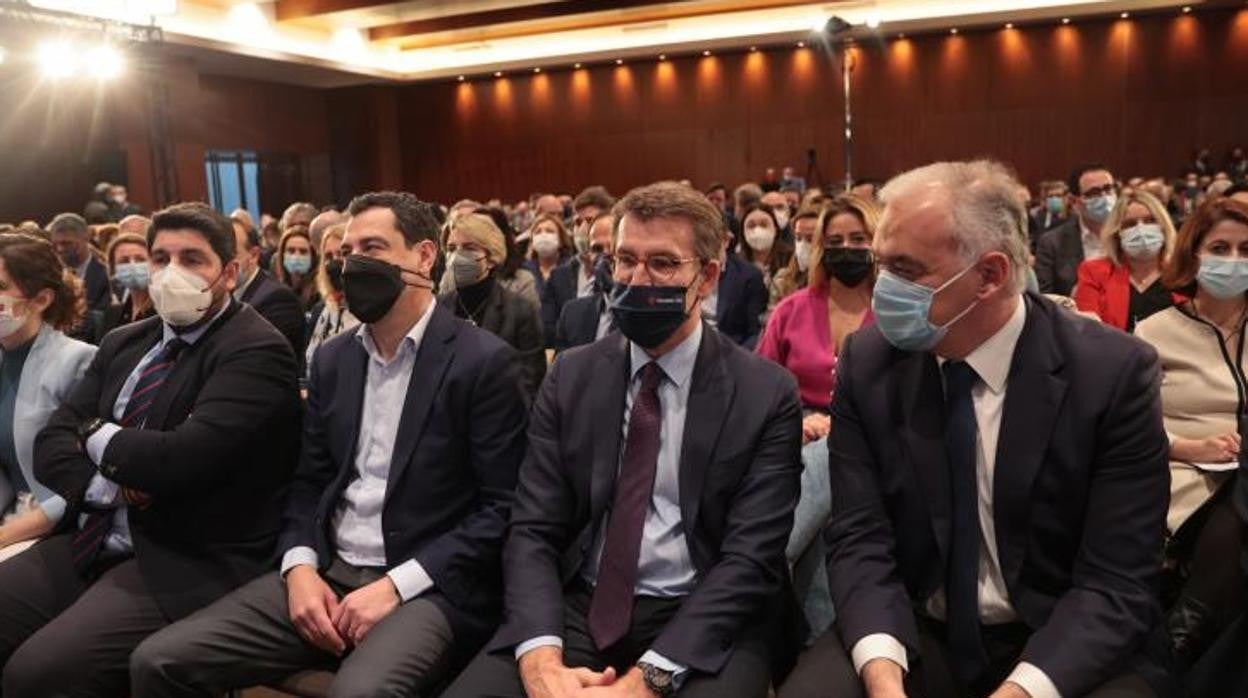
808, 194, 881, 290
316, 223, 346, 305
1100, 190, 1177, 267
448, 213, 507, 268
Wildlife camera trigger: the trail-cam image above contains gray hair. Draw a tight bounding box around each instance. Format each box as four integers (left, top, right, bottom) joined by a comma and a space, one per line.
879, 160, 1030, 293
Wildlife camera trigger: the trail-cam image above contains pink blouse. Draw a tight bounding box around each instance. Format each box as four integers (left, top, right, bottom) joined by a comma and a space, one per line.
756, 287, 873, 410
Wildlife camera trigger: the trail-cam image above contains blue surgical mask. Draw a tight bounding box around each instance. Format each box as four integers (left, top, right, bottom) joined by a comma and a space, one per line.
114, 262, 150, 291
871, 264, 980, 352
1083, 194, 1117, 223
1119, 224, 1164, 260
1045, 196, 1065, 215
284, 254, 312, 276
1197, 256, 1248, 299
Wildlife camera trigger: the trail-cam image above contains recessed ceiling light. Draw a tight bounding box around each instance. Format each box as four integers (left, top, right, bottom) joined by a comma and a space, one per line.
533, 67, 540, 73
574, 62, 582, 68
615, 58, 624, 65
1120, 11, 1129, 19
749, 46, 757, 52
658, 54, 666, 61
949, 27, 959, 35
457, 75, 465, 81
796, 40, 806, 48
494, 71, 502, 77
865, 15, 881, 29
1061, 17, 1071, 24
897, 32, 906, 39
1005, 22, 1014, 29
702, 50, 711, 56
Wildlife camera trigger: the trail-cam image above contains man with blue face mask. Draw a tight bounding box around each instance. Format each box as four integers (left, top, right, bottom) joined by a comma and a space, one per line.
1035, 164, 1118, 296
780, 161, 1167, 698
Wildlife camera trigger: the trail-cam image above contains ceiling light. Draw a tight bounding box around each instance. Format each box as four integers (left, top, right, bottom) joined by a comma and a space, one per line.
1120, 11, 1129, 18
37, 42, 77, 79
533, 67, 541, 73
949, 27, 959, 35
702, 50, 711, 56
1182, 5, 1192, 12
865, 15, 881, 29
494, 71, 503, 77
1005, 22, 1014, 29
457, 75, 465, 81
227, 2, 271, 40
749, 46, 757, 52
1061, 17, 1071, 24
796, 40, 806, 48
574, 62, 582, 68
658, 54, 666, 61
86, 45, 124, 80
897, 32, 906, 39
615, 58, 624, 65
811, 16, 828, 32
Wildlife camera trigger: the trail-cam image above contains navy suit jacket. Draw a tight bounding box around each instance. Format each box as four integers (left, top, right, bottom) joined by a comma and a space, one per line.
1034, 218, 1083, 296
716, 254, 766, 349
493, 326, 802, 674
239, 268, 306, 355
825, 293, 1168, 697
83, 255, 112, 313
538, 258, 581, 348
280, 303, 529, 644
553, 294, 603, 353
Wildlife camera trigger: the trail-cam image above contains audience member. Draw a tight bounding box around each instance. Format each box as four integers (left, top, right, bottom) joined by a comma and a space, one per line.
713, 218, 767, 349
94, 223, 120, 259
308, 209, 345, 250
440, 212, 546, 398
473, 206, 541, 310
304, 222, 358, 375
1030, 180, 1069, 240
737, 204, 794, 313
781, 160, 1167, 698
100, 233, 155, 338
554, 212, 616, 353
47, 212, 111, 312
273, 226, 321, 312
1075, 190, 1183, 331
0, 234, 96, 562
0, 203, 301, 696
1135, 197, 1248, 675
130, 191, 529, 697
1035, 163, 1118, 295
234, 219, 305, 355
772, 205, 823, 303
444, 180, 802, 698
525, 213, 575, 344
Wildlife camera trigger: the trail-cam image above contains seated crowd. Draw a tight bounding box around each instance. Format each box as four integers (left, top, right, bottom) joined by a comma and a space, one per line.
0, 156, 1245, 698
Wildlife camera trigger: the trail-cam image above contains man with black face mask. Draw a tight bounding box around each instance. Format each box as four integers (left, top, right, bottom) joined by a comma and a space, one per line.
445, 181, 803, 698
131, 191, 530, 697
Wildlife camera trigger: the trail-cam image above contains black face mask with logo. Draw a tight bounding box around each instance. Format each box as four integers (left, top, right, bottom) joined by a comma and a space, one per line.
608, 281, 695, 349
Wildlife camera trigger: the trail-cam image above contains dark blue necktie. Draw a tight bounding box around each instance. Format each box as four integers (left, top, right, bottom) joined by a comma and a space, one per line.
942, 360, 988, 686
72, 338, 187, 574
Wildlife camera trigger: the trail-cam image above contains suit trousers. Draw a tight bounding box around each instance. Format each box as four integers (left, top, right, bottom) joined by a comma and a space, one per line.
0, 534, 168, 698
778, 619, 1156, 698
130, 556, 455, 698
442, 584, 774, 698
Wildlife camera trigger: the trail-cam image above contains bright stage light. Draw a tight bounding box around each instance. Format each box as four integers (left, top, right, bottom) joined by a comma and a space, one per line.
86, 45, 125, 80
38, 42, 78, 79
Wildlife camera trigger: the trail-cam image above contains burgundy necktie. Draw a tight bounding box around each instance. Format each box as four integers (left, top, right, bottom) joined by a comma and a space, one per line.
587, 361, 663, 650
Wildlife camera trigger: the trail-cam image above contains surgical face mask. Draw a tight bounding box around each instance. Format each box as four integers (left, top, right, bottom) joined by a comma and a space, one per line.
149, 263, 219, 327
573, 232, 591, 255
1119, 224, 1164, 260
448, 251, 487, 289
532, 232, 561, 257
283, 254, 312, 276
114, 262, 150, 291
0, 295, 28, 340
871, 264, 980, 352
1083, 193, 1116, 223
743, 223, 776, 252
773, 208, 791, 230
1045, 196, 1065, 215
794, 241, 812, 273
1197, 256, 1248, 300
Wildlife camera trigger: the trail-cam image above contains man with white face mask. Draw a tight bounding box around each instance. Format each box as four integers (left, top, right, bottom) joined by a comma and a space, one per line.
1035, 164, 1118, 296
0, 203, 302, 697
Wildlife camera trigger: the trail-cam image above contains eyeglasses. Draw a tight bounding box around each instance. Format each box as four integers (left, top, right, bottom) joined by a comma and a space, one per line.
1081, 184, 1117, 199
609, 251, 701, 282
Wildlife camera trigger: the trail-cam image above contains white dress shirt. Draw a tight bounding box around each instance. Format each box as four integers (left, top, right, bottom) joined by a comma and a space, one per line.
280, 300, 437, 602
852, 298, 1061, 698
576, 260, 595, 298
1079, 220, 1105, 261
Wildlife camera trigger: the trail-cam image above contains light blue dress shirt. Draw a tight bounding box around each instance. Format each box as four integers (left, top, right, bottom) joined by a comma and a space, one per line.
280, 300, 436, 602
83, 298, 233, 554
517, 323, 704, 681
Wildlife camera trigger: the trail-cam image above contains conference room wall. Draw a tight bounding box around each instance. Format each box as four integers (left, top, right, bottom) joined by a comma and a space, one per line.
391, 7, 1248, 203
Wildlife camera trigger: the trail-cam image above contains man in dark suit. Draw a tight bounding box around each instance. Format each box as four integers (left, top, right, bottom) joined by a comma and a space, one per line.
0, 203, 301, 697
49, 212, 111, 312
542, 188, 619, 347
715, 246, 766, 349
779, 161, 1167, 698
554, 212, 616, 353
232, 218, 306, 353
445, 181, 802, 698
1034, 164, 1117, 296
130, 191, 530, 697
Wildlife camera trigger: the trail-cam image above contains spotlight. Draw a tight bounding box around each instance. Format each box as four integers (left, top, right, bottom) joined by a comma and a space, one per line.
533, 67, 540, 73
949, 27, 959, 35
574, 62, 582, 68
457, 75, 465, 81
702, 50, 711, 56
1120, 11, 1129, 19
657, 54, 666, 61
615, 58, 623, 65
493, 71, 502, 77
37, 42, 77, 79
865, 15, 881, 29
796, 40, 806, 48
86, 45, 125, 80
1005, 22, 1014, 29
1061, 17, 1071, 24
1182, 5, 1192, 12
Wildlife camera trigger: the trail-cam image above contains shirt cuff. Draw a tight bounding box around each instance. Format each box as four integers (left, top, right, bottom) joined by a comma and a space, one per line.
37, 494, 67, 524
280, 546, 320, 577
515, 635, 563, 660
1006, 662, 1062, 698
386, 559, 434, 603
83, 473, 121, 507
85, 423, 122, 467
850, 633, 910, 675
639, 650, 690, 689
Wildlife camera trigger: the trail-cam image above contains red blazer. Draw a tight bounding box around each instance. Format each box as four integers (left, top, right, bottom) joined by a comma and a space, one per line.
1074, 257, 1185, 330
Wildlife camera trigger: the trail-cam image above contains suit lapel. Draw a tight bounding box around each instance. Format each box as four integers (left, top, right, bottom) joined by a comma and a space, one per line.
993, 296, 1067, 589
149, 303, 242, 429
678, 327, 732, 539
337, 337, 370, 481
589, 334, 630, 523
895, 349, 952, 565
384, 305, 458, 502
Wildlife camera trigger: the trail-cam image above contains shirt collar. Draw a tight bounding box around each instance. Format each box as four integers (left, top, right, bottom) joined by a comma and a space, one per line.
1079, 219, 1099, 244
629, 321, 702, 390
955, 295, 1026, 395
161, 296, 233, 348
234, 267, 260, 300
75, 257, 91, 279
355, 298, 436, 366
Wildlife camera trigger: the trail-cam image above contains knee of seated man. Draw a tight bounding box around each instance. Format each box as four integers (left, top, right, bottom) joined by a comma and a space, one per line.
3, 637, 73, 695
129, 630, 183, 685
